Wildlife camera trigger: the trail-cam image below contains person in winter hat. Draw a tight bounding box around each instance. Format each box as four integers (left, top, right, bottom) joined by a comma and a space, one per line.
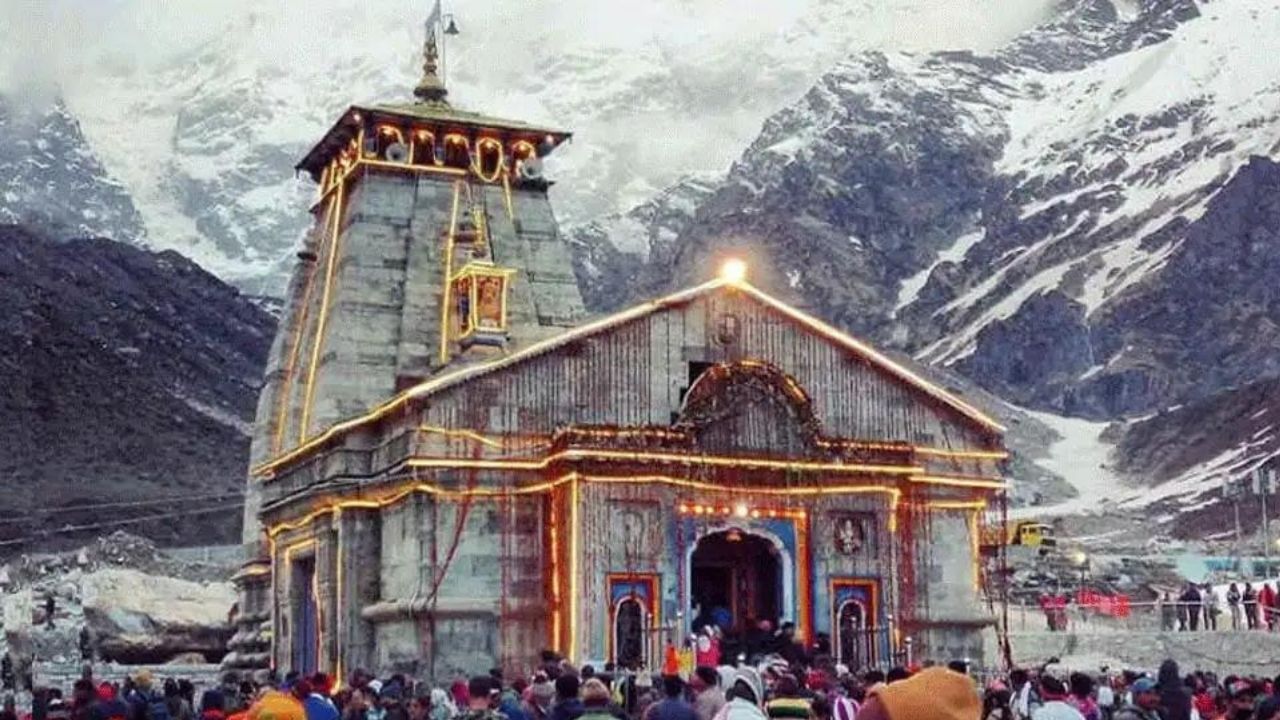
856, 667, 980, 720
712, 667, 766, 720
1031, 676, 1084, 720
1112, 679, 1161, 720
578, 681, 615, 720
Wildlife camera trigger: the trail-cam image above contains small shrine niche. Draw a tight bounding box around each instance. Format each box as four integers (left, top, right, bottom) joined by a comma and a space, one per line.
451, 261, 515, 348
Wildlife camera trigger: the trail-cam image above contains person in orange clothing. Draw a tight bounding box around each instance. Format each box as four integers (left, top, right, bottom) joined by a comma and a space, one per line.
246, 691, 305, 720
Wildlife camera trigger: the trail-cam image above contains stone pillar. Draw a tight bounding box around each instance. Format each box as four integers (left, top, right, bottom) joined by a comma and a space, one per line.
337, 508, 381, 680
916, 509, 991, 663
224, 539, 272, 674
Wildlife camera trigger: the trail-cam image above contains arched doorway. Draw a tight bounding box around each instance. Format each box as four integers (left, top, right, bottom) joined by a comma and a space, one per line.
612, 597, 648, 669
835, 600, 869, 670
690, 529, 783, 635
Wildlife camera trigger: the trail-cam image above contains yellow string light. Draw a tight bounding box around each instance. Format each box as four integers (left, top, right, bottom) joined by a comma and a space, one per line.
405, 450, 924, 475
568, 476, 581, 663
298, 173, 347, 441
912, 475, 1007, 489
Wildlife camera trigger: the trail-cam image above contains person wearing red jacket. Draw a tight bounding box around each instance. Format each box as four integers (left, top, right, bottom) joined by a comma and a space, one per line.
1260, 583, 1277, 631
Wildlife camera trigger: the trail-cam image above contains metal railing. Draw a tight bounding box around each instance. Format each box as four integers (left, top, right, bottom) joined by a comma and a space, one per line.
1003, 601, 1280, 634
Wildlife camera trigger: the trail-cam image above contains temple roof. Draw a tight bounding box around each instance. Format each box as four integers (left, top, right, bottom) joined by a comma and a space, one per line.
295, 101, 571, 181
253, 276, 1005, 478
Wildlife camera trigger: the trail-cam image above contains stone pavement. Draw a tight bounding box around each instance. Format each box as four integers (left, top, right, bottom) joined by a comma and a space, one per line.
1006, 630, 1280, 675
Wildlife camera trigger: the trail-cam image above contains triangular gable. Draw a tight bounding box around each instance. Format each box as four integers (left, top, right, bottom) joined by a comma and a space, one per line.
254, 277, 1002, 476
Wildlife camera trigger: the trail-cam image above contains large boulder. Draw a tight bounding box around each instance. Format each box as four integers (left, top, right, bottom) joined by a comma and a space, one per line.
80, 568, 234, 664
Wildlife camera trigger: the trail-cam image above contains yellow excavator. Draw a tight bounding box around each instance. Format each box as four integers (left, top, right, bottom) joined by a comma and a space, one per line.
981, 521, 1057, 555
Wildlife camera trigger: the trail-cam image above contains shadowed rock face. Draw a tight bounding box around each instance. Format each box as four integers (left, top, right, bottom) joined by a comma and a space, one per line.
0, 225, 275, 552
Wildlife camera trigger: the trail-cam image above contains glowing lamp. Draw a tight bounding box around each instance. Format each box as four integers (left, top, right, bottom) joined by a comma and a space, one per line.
720, 258, 747, 283
733, 502, 749, 518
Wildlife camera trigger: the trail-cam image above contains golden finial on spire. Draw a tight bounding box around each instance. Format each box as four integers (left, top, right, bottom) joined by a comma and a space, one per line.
414, 28, 448, 104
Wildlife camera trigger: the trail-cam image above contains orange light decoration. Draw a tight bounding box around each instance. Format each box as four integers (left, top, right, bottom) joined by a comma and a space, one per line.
417, 424, 506, 449
472, 137, 506, 183
334, 507, 344, 684
677, 503, 806, 520
913, 447, 1009, 460
438, 181, 463, 365
360, 158, 466, 176
257, 275, 1008, 477
298, 173, 347, 442
797, 512, 813, 643
911, 475, 1007, 489
969, 510, 982, 593
271, 193, 334, 453
549, 496, 562, 653
568, 476, 581, 663
405, 450, 925, 476
263, 474, 905, 553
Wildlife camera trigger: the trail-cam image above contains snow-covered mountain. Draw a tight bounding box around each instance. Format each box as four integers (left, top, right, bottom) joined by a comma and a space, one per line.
4, 0, 1278, 540
0, 99, 144, 243
569, 0, 1280, 532
0, 0, 1056, 293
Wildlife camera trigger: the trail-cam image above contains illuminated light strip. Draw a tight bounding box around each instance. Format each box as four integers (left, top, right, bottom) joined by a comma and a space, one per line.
254, 278, 730, 477
578, 474, 904, 500
676, 503, 807, 520
360, 158, 467, 176
272, 195, 335, 453
968, 510, 981, 592
501, 170, 515, 220
568, 475, 581, 663
913, 447, 1009, 460
405, 450, 925, 475
333, 507, 344, 684
472, 138, 505, 183
423, 423, 984, 463
911, 475, 1007, 489
267, 534, 278, 669
298, 175, 347, 441
924, 500, 989, 510
263, 473, 905, 540
417, 425, 505, 449
798, 513, 812, 644
264, 477, 577, 539
549, 495, 561, 653
439, 182, 463, 365
732, 282, 1006, 432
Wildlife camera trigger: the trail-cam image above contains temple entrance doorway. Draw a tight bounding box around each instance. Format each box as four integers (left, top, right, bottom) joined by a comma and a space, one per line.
690, 529, 783, 636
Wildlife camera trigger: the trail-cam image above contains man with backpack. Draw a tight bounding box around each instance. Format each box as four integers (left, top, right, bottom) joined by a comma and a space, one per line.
126, 672, 171, 720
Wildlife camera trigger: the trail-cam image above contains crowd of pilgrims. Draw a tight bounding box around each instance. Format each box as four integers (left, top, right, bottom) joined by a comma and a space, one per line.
5, 653, 1280, 720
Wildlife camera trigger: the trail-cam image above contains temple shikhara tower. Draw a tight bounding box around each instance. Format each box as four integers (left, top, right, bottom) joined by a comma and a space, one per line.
227, 20, 1010, 679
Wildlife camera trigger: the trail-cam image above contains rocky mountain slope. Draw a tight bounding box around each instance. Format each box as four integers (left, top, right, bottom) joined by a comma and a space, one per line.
568, 0, 1280, 528
0, 0, 1056, 293
0, 225, 273, 553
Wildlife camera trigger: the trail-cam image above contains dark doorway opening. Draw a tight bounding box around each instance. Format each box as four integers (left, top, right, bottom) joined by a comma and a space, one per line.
690, 530, 781, 635
291, 556, 319, 674
613, 598, 646, 669
837, 600, 871, 669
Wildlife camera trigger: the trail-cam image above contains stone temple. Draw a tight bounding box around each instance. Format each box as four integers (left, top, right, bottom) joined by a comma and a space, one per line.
226, 27, 1010, 680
